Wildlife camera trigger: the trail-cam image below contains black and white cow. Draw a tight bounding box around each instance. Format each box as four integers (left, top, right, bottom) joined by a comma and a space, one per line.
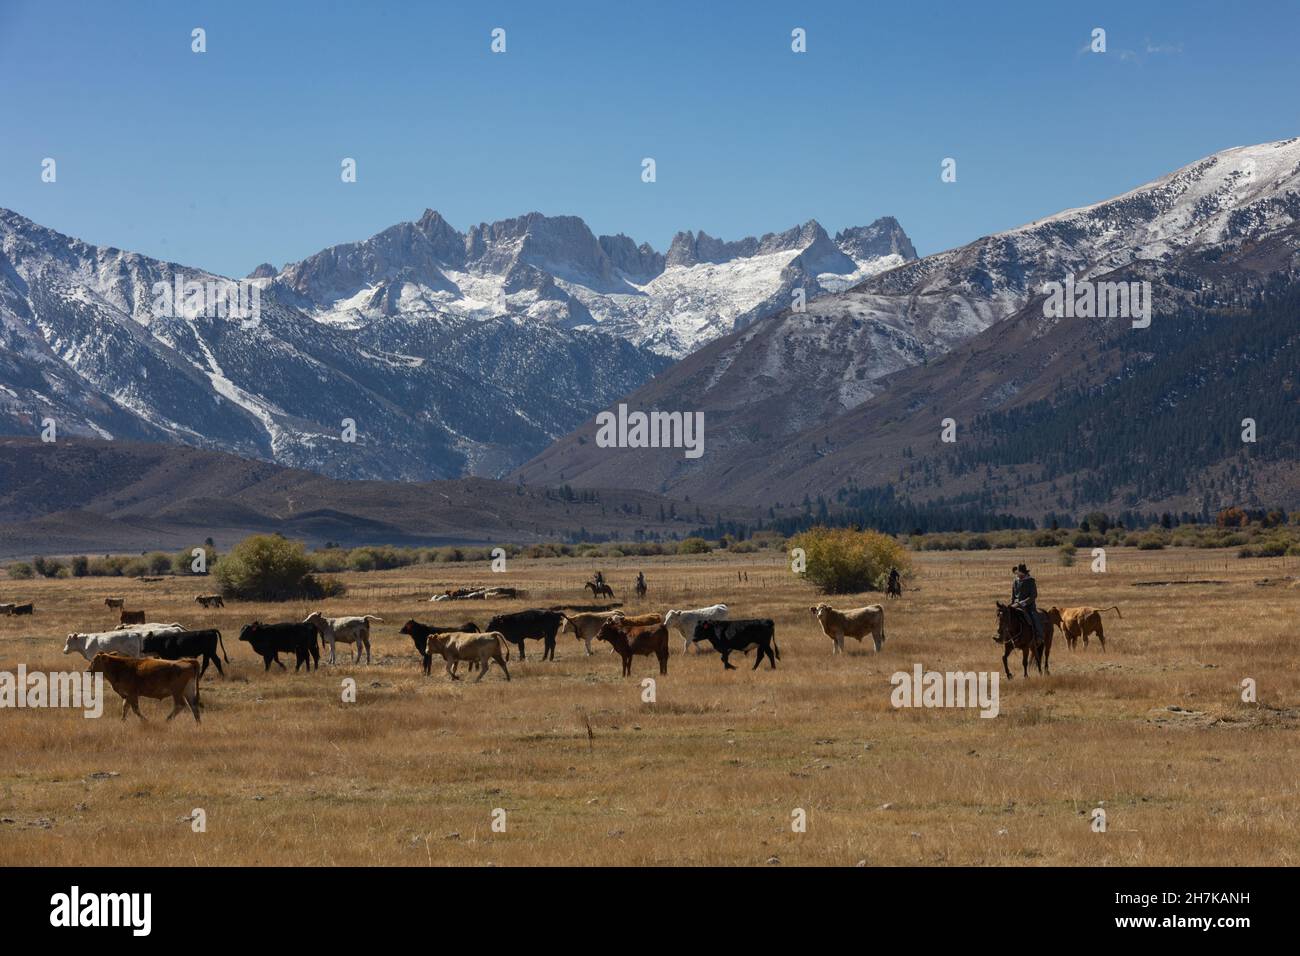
486, 609, 567, 661
141, 628, 230, 677
691, 619, 780, 670
238, 622, 320, 672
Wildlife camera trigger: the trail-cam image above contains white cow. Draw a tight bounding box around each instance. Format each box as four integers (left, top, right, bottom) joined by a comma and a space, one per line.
63, 629, 145, 662
115, 622, 186, 634
663, 604, 729, 654
304, 612, 382, 664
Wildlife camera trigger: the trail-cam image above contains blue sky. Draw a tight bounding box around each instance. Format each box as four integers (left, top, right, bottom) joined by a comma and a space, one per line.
1, 0, 1297, 277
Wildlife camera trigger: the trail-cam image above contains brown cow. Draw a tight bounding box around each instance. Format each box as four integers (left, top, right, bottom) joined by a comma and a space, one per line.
424, 631, 511, 682
562, 610, 660, 655
104, 597, 125, 609
1045, 606, 1120, 650
89, 652, 201, 723
120, 609, 146, 626
195, 594, 225, 608
595, 618, 669, 677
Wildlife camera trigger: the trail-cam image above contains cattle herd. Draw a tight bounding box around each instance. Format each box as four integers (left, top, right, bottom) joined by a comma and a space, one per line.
23, 581, 1119, 725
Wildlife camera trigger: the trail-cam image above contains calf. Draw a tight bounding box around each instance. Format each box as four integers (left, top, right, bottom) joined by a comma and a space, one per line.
63, 629, 144, 662
238, 622, 320, 672
120, 609, 146, 626
104, 597, 124, 609
8, 602, 33, 616
810, 603, 885, 654
303, 612, 382, 664
663, 604, 729, 654
398, 620, 480, 675
195, 594, 225, 608
424, 631, 511, 682
595, 618, 669, 677
89, 652, 201, 723
692, 619, 779, 671
141, 628, 229, 678
0, 603, 14, 615
486, 609, 567, 661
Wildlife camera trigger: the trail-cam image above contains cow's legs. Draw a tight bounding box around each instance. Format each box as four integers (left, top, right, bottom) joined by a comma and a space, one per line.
495, 655, 511, 681
1096, 623, 1105, 651
446, 660, 460, 681
363, 637, 371, 664
765, 644, 777, 669
752, 647, 763, 670
121, 698, 130, 721
658, 650, 668, 675
129, 697, 147, 721
721, 650, 735, 670
474, 655, 488, 682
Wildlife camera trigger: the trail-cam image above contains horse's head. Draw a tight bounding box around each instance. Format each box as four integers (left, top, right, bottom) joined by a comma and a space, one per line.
994, 602, 1013, 643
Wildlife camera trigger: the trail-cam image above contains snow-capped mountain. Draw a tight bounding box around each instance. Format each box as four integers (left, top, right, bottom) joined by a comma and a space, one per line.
272, 211, 916, 356
517, 138, 1300, 506
0, 209, 669, 480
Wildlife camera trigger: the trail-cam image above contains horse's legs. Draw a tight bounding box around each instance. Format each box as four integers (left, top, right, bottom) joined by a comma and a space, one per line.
1002, 643, 1014, 680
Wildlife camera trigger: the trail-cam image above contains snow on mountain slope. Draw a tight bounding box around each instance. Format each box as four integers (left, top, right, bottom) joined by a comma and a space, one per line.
274, 212, 917, 357
515, 137, 1300, 502
0, 209, 668, 480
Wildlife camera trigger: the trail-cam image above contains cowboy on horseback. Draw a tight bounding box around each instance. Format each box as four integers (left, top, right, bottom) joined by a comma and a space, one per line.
1011, 563, 1044, 646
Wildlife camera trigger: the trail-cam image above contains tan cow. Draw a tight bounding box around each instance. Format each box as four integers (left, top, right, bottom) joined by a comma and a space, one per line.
810, 603, 885, 654
1045, 606, 1120, 650
104, 597, 125, 609
89, 652, 201, 723
424, 630, 511, 682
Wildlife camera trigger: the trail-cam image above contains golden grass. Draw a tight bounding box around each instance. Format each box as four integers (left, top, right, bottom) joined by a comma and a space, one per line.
1, 548, 1296, 866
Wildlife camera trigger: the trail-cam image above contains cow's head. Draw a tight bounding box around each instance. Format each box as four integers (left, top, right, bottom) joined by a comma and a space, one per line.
62, 634, 85, 655
809, 603, 832, 623
663, 610, 681, 628
595, 618, 622, 644
238, 622, 261, 643
398, 620, 418, 636
691, 620, 717, 643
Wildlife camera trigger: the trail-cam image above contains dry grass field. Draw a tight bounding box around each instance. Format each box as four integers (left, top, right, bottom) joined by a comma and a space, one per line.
1, 547, 1297, 866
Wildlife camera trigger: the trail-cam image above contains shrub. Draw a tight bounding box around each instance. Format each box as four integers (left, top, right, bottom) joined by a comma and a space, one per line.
215, 535, 319, 601
70, 556, 89, 577
677, 537, 712, 555
7, 562, 34, 579
1058, 544, 1077, 567
789, 526, 909, 594
964, 536, 992, 551
147, 552, 173, 575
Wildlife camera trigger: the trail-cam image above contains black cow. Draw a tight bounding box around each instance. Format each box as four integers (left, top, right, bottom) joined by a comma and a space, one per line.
10, 603, 33, 616
238, 622, 320, 672
692, 619, 780, 670
142, 628, 230, 678
486, 609, 566, 661
398, 619, 480, 675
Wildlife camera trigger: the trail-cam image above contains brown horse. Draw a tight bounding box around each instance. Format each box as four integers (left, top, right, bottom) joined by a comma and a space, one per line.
994, 602, 1052, 679
585, 581, 615, 599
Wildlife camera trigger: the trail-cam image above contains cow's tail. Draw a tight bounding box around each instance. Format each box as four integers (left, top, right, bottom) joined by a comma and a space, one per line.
365, 615, 384, 623
215, 628, 230, 662
496, 633, 511, 661
1101, 605, 1122, 619
773, 637, 782, 661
